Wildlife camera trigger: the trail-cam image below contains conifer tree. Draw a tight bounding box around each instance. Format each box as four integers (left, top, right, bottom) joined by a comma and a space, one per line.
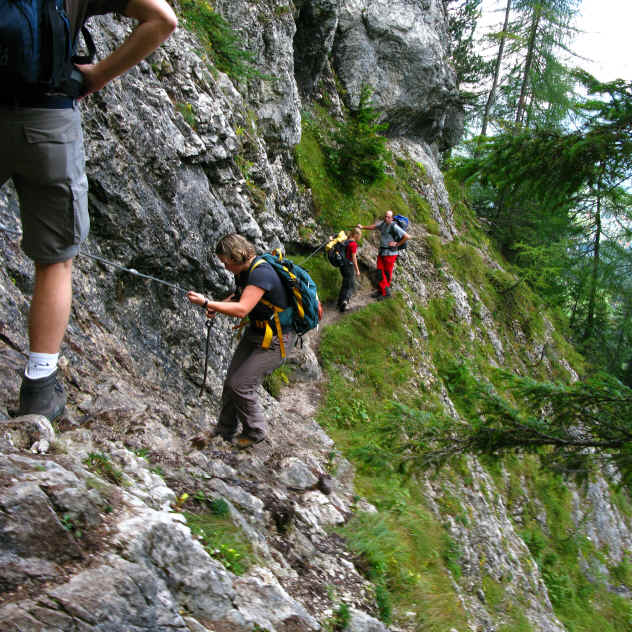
324, 85, 389, 191
480, 0, 512, 138
474, 0, 579, 133
460, 73, 632, 256
456, 72, 632, 376
382, 368, 632, 487
444, 0, 487, 87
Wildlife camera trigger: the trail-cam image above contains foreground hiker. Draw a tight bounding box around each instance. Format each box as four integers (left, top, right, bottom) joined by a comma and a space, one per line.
1, 0, 177, 421
187, 234, 295, 450
357, 211, 408, 299
336, 227, 361, 312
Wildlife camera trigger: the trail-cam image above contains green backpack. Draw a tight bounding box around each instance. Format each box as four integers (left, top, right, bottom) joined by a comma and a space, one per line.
249, 251, 322, 358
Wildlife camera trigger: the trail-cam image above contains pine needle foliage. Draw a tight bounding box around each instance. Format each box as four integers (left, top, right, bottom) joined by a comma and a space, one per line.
450, 71, 632, 338
323, 86, 390, 192
460, 72, 632, 236
381, 364, 632, 487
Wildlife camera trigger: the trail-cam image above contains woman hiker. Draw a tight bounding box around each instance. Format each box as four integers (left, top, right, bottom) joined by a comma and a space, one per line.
337, 227, 362, 312
187, 234, 294, 449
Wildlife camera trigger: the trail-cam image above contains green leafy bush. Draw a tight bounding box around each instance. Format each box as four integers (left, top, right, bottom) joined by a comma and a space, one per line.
84, 452, 124, 486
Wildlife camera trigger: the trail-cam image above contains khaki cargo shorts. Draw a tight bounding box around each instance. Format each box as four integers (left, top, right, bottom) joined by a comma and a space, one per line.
0, 105, 89, 264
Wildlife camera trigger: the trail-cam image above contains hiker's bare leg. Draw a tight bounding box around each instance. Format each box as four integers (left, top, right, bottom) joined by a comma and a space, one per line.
29, 260, 73, 354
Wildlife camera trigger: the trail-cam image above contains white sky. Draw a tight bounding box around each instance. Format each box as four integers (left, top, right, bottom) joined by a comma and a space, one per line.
479, 0, 631, 83
573, 0, 631, 82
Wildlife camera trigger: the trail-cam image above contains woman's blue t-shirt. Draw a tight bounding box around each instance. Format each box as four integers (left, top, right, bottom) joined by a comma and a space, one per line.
237, 260, 290, 327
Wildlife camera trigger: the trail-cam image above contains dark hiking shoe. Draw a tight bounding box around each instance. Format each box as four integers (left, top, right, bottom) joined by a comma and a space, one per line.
318, 474, 333, 495
234, 433, 265, 450
191, 427, 233, 449
16, 370, 66, 422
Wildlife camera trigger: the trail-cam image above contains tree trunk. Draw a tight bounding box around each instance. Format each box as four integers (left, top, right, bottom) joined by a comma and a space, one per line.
583, 191, 602, 342
569, 275, 586, 329
612, 296, 632, 373
480, 0, 512, 138
515, 7, 541, 126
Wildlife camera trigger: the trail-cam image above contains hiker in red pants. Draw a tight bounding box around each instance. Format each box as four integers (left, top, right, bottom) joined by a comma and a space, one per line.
357, 211, 408, 299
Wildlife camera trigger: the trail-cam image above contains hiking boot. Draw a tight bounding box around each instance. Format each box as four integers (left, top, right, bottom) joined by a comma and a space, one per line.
191, 427, 233, 450
234, 433, 265, 450
318, 474, 333, 495
16, 370, 66, 422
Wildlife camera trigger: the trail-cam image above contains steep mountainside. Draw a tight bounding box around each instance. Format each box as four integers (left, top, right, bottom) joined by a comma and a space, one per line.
1, 2, 631, 631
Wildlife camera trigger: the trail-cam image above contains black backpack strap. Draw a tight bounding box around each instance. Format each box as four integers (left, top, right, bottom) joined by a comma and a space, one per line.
72, 25, 97, 65
43, 0, 71, 85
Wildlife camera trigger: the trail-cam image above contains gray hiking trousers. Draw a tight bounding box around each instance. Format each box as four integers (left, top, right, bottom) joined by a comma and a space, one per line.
217, 329, 295, 440
0, 105, 89, 264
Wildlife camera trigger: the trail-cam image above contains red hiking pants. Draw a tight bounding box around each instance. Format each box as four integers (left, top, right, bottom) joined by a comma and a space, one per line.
377, 254, 398, 296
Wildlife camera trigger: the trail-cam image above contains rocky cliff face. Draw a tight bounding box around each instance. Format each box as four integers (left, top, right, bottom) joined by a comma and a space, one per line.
1, 2, 631, 631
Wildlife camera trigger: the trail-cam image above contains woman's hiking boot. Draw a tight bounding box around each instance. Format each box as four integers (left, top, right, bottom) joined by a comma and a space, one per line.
234, 433, 265, 450
16, 370, 66, 422
190, 426, 233, 449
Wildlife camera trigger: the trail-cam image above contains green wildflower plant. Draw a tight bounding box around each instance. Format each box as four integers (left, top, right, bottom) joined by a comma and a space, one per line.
184, 508, 254, 575
179, 0, 263, 82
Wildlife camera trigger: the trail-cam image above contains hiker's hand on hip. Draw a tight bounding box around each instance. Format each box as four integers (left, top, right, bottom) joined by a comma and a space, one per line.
388, 240, 398, 247
75, 63, 108, 99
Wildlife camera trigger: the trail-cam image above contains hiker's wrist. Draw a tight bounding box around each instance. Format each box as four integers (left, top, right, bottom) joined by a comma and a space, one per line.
76, 63, 109, 95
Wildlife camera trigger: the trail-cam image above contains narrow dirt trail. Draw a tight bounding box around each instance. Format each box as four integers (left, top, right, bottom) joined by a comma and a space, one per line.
277, 279, 377, 419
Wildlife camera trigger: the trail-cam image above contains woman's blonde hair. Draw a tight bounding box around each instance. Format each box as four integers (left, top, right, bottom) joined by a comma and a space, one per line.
215, 233, 256, 264
349, 227, 362, 240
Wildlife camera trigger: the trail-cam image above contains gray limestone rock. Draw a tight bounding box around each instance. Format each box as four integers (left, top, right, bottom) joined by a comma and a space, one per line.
278, 456, 320, 489
294, 0, 340, 96
0, 415, 55, 454
0, 3, 629, 632
347, 607, 390, 631
234, 566, 321, 630
333, 0, 463, 148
